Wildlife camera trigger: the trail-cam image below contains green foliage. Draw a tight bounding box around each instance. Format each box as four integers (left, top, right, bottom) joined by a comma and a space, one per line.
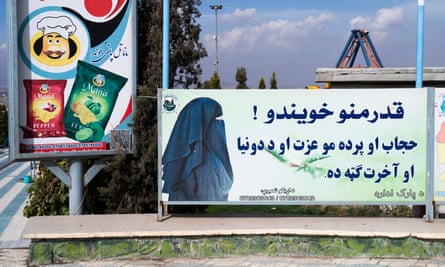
83, 0, 207, 213
270, 71, 278, 89
209, 71, 221, 89
84, 89, 158, 213
235, 67, 249, 89
324, 205, 383, 216
199, 80, 211, 89
137, 0, 206, 89
169, 0, 207, 88
258, 77, 266, 89
381, 205, 412, 217
0, 104, 7, 146
137, 0, 162, 88
205, 205, 413, 217
204, 205, 324, 215
23, 161, 69, 217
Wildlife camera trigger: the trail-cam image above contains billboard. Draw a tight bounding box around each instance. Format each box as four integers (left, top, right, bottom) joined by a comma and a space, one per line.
159, 89, 427, 204
434, 88, 445, 202
9, 0, 135, 160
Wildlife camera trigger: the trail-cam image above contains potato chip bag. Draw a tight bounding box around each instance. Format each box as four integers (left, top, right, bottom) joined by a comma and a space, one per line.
23, 79, 66, 138
64, 61, 128, 142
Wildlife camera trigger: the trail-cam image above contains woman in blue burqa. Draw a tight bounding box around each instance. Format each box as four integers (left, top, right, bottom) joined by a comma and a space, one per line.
162, 97, 233, 201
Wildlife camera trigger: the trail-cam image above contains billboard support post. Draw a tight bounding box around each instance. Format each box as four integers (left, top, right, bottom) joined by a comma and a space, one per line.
159, 0, 171, 221
7, 0, 18, 160
426, 87, 435, 222
42, 160, 71, 186
162, 0, 170, 89
42, 159, 105, 215
69, 160, 84, 215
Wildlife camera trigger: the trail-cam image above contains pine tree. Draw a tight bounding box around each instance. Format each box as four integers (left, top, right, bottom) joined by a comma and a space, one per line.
84, 0, 207, 213
270, 71, 278, 89
170, 0, 207, 88
209, 71, 221, 89
235, 67, 249, 89
258, 77, 266, 89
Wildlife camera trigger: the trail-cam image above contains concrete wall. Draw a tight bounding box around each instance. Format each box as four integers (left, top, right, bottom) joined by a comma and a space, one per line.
315, 67, 445, 88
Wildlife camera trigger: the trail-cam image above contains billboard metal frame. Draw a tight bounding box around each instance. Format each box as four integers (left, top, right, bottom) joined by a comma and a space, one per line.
157, 88, 436, 222
7, 0, 137, 162
7, 0, 137, 215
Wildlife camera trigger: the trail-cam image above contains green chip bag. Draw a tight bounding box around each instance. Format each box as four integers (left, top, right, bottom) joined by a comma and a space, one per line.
64, 61, 128, 142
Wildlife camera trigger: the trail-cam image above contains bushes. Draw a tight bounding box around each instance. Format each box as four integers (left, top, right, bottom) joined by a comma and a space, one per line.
203, 205, 412, 217
23, 161, 69, 217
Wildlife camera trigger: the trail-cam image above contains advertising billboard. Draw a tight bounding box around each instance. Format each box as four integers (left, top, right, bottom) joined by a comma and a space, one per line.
160, 89, 427, 204
434, 88, 445, 202
9, 0, 135, 160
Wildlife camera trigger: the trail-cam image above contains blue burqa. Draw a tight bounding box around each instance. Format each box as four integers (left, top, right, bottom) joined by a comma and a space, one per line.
162, 97, 233, 201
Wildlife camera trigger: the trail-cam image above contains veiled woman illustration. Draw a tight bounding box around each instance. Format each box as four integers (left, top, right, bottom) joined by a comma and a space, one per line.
162, 97, 233, 201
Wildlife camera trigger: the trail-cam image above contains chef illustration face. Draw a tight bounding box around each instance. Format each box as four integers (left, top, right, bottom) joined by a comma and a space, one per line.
31, 15, 80, 66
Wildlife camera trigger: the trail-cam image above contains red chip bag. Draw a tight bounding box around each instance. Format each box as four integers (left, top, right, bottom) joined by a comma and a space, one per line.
23, 80, 66, 138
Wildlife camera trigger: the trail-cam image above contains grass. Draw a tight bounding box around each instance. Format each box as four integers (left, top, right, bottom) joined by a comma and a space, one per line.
202, 205, 413, 217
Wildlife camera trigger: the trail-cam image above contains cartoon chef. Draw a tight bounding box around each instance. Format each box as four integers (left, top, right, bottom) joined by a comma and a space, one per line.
33, 16, 79, 66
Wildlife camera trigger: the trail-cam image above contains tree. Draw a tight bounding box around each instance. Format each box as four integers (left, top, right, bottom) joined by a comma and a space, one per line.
235, 67, 249, 89
24, 161, 69, 217
169, 0, 207, 88
209, 71, 221, 89
199, 80, 211, 89
83, 0, 207, 213
137, 0, 206, 89
0, 104, 7, 146
270, 71, 278, 89
258, 77, 266, 89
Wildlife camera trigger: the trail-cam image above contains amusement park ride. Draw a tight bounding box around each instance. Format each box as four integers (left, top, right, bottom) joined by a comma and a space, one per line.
336, 29, 383, 68
308, 29, 382, 89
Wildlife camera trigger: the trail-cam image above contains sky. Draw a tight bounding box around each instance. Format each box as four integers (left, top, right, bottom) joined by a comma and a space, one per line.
0, 1, 444, 89
198, 0, 445, 88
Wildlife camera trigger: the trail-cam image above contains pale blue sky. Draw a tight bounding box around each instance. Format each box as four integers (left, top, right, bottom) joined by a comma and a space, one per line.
199, 0, 445, 87
1, 1, 445, 88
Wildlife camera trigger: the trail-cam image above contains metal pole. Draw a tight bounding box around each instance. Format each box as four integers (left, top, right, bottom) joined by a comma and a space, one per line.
162, 0, 170, 89
210, 5, 222, 74
214, 8, 219, 73
159, 0, 170, 220
7, 0, 19, 160
416, 0, 425, 88
426, 88, 435, 222
69, 160, 83, 215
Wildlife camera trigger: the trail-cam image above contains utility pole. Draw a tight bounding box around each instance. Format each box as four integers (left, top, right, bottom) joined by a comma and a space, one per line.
416, 0, 424, 89
210, 5, 222, 74
163, 0, 170, 89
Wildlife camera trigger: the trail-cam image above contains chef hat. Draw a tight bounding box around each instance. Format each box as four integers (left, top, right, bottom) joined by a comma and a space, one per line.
36, 16, 77, 39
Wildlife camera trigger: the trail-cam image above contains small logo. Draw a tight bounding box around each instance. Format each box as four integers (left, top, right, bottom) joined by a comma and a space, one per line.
163, 95, 178, 112
93, 74, 105, 87
39, 84, 50, 93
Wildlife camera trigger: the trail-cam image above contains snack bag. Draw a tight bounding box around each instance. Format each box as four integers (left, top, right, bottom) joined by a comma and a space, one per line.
23, 80, 66, 138
64, 61, 128, 142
